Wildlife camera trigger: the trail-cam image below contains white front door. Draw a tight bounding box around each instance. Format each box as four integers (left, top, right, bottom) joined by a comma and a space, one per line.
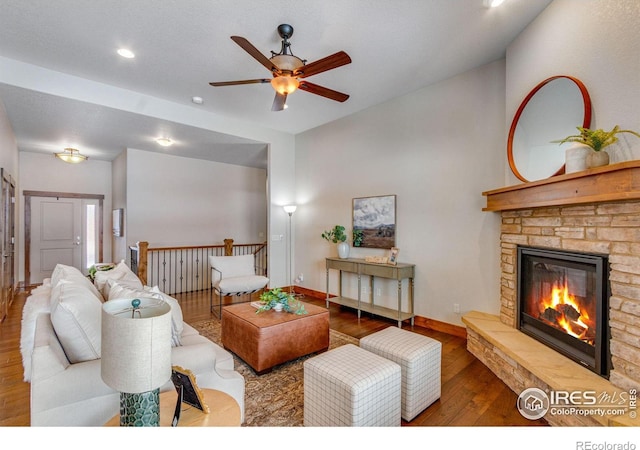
30, 196, 82, 284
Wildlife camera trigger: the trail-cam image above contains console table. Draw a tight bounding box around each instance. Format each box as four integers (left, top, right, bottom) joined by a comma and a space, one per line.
325, 257, 415, 327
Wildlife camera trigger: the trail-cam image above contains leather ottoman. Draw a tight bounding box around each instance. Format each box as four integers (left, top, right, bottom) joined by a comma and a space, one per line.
221, 301, 330, 374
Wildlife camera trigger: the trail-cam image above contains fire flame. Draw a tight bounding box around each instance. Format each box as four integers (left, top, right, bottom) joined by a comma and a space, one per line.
541, 279, 591, 341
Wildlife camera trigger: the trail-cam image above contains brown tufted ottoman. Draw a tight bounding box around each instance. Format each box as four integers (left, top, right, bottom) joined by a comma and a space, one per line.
221, 301, 330, 374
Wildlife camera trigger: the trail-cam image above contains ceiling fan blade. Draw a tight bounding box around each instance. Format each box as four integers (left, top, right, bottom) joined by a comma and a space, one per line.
271, 92, 287, 111
298, 81, 349, 102
230, 36, 279, 73
209, 79, 270, 87
294, 51, 351, 78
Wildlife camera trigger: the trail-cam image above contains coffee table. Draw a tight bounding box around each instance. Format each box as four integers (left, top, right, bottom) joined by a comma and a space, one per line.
221, 301, 330, 374
105, 388, 241, 426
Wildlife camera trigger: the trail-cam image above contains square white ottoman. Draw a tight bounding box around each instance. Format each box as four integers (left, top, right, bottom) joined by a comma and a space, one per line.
303, 343, 401, 427
360, 326, 442, 421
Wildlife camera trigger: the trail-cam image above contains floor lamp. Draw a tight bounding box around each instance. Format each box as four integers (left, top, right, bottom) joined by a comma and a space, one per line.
283, 205, 297, 294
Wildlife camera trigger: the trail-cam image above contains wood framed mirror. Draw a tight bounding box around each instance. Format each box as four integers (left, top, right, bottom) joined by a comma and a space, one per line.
507, 75, 592, 182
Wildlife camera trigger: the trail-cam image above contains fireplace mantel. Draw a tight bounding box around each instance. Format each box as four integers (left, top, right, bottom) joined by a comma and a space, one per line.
483, 160, 640, 211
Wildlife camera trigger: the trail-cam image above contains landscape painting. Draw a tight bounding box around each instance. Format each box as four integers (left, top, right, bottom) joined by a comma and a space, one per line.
352, 195, 396, 249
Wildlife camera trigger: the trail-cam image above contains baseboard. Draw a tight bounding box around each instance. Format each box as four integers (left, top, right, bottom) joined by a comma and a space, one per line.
290, 285, 467, 339
414, 316, 467, 339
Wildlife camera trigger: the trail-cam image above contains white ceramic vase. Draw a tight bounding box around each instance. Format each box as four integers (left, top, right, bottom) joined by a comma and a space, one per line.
273, 303, 283, 312
337, 242, 350, 259
586, 150, 610, 168
565, 143, 591, 174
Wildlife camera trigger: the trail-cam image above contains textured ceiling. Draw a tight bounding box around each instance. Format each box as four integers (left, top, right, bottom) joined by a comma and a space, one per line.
0, 0, 553, 167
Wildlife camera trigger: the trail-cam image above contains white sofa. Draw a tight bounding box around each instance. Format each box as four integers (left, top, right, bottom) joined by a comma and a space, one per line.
21, 262, 245, 426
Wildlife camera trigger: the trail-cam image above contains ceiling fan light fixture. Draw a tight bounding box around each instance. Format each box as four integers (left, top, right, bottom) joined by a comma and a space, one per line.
55, 147, 88, 164
270, 75, 299, 95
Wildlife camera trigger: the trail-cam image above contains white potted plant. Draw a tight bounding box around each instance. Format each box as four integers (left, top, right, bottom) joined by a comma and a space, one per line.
321, 225, 350, 259
554, 125, 640, 169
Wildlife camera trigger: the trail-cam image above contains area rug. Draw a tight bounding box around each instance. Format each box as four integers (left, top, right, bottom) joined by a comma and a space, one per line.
191, 319, 359, 426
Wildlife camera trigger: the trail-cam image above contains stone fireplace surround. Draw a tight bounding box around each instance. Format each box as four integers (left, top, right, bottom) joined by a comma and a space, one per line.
463, 161, 640, 427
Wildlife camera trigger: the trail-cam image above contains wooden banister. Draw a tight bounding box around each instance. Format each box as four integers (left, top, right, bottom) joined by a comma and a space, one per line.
224, 239, 234, 256
137, 241, 148, 284
130, 239, 267, 294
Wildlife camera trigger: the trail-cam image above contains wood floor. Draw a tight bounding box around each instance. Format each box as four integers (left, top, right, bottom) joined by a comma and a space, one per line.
1, 289, 547, 427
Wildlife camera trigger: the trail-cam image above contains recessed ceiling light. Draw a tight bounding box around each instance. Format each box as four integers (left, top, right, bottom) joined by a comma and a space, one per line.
117, 48, 135, 59
483, 0, 505, 7
192, 96, 204, 105
156, 138, 172, 147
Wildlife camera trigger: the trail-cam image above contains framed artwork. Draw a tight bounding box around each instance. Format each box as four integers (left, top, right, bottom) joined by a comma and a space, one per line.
171, 365, 209, 415
389, 247, 399, 265
352, 195, 396, 249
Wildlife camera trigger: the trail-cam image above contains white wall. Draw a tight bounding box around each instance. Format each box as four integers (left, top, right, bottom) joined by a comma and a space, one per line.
125, 148, 267, 249
17, 151, 113, 281
111, 150, 127, 262
505, 0, 640, 186
294, 60, 506, 326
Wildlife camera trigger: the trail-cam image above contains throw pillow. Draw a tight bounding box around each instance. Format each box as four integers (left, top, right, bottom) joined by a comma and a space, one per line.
94, 260, 142, 298
50, 280, 103, 363
50, 263, 102, 300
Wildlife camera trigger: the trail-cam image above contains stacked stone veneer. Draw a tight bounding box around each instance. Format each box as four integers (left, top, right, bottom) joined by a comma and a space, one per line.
498, 201, 640, 393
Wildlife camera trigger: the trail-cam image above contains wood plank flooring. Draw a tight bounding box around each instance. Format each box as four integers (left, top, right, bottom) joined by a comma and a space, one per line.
0, 289, 547, 427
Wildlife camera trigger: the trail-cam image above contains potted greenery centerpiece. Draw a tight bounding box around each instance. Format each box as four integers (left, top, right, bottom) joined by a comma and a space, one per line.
87, 262, 116, 281
352, 229, 364, 247
321, 225, 350, 259
554, 125, 640, 169
255, 287, 307, 315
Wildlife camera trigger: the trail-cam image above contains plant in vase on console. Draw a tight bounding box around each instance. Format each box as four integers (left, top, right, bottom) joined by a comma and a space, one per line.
554, 125, 640, 169
256, 288, 307, 315
321, 225, 350, 259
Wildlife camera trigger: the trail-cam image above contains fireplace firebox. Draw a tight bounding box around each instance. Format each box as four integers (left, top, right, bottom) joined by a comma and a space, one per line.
517, 246, 610, 377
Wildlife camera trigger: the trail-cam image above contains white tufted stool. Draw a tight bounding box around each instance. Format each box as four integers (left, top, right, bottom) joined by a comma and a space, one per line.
360, 326, 442, 421
303, 344, 401, 426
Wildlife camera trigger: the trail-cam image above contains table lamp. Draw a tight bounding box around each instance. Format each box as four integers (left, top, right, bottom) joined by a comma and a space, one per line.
101, 297, 172, 426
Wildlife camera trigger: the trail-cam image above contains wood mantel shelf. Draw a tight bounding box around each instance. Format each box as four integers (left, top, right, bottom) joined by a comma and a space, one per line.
483, 160, 640, 211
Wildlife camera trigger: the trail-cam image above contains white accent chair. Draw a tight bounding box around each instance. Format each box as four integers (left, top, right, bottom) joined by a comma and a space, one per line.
209, 254, 269, 317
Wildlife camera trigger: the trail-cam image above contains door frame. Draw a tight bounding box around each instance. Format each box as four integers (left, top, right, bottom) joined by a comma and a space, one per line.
24, 190, 104, 287
0, 169, 15, 323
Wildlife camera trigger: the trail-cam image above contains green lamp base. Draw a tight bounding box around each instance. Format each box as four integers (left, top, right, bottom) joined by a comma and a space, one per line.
119, 389, 160, 426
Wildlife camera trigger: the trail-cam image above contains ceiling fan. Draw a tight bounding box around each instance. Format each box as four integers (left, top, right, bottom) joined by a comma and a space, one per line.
209, 24, 352, 111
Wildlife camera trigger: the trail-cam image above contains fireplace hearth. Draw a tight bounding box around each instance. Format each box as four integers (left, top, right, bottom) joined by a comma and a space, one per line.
517, 246, 610, 377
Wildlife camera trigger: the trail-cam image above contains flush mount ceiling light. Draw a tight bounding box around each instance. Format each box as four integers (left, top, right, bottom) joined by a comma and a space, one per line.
117, 48, 135, 59
54, 147, 88, 164
483, 0, 506, 7
156, 137, 173, 147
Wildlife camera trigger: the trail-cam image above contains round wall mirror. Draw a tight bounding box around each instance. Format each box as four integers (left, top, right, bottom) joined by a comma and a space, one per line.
507, 75, 591, 182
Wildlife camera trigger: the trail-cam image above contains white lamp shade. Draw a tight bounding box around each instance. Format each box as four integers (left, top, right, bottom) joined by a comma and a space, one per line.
283, 205, 297, 214
101, 298, 172, 394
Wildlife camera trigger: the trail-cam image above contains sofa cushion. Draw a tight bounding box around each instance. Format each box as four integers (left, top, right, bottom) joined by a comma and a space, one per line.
50, 263, 102, 300
107, 282, 183, 347
217, 275, 269, 294
94, 260, 142, 298
50, 280, 103, 363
